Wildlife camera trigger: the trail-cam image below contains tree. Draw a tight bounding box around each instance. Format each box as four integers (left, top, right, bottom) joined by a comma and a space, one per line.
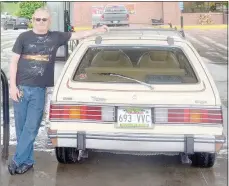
0, 3, 3, 11
16, 2, 45, 19
223, 2, 228, 8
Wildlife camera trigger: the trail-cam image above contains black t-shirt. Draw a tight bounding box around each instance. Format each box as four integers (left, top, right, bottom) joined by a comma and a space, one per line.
12, 30, 72, 88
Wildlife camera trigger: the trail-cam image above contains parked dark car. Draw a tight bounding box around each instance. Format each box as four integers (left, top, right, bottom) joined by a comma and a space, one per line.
3, 17, 29, 30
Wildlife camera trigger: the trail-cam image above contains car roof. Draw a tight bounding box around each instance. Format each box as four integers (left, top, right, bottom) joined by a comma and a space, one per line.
85, 27, 186, 43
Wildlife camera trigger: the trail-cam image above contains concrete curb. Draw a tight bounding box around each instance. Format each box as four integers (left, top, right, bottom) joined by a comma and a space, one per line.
173, 25, 227, 30
73, 24, 227, 31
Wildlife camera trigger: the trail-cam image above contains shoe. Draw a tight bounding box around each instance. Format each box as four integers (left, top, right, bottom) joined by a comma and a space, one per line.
8, 160, 18, 175
15, 163, 33, 174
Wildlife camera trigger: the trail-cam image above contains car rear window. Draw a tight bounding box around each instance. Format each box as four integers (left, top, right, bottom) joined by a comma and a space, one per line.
105, 5, 127, 12
72, 46, 198, 84
18, 18, 27, 22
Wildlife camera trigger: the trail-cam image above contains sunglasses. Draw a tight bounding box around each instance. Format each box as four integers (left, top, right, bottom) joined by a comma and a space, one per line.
34, 18, 48, 22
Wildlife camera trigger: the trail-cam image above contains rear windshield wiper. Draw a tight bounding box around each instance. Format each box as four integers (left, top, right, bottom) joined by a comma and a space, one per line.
97, 73, 154, 90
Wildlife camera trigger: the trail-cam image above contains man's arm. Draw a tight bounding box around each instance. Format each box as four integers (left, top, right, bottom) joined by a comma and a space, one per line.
9, 53, 21, 102
9, 33, 24, 102
69, 25, 109, 41
9, 54, 20, 87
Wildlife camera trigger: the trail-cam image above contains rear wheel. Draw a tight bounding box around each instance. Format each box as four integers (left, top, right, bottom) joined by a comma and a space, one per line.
189, 152, 216, 168
55, 147, 79, 164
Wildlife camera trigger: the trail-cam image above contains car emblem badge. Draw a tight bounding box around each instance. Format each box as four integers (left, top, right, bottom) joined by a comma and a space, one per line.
132, 94, 137, 100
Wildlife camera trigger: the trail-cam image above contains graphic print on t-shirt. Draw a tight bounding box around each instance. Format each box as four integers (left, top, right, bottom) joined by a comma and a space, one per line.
23, 34, 55, 77
14, 30, 72, 87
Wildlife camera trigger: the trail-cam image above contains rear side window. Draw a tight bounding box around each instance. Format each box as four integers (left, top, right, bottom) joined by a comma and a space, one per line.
105, 5, 127, 12
72, 46, 198, 84
17, 18, 28, 22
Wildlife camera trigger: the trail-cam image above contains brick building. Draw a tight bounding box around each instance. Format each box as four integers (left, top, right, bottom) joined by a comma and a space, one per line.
72, 2, 226, 26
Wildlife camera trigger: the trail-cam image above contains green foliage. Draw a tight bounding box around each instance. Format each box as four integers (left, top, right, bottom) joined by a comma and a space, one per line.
223, 2, 228, 8
1, 2, 19, 15
28, 22, 33, 29
17, 2, 45, 19
0, 3, 3, 11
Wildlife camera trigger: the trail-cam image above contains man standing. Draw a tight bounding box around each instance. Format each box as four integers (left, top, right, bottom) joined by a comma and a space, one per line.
8, 7, 109, 175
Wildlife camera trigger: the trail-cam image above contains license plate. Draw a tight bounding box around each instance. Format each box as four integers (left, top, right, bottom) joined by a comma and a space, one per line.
117, 107, 152, 128
113, 21, 118, 24
21, 23, 25, 24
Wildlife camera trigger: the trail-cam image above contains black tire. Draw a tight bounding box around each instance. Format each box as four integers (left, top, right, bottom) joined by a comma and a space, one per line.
189, 152, 216, 168
55, 147, 79, 164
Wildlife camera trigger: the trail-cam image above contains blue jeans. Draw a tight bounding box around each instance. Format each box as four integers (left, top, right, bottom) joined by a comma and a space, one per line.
12, 85, 46, 166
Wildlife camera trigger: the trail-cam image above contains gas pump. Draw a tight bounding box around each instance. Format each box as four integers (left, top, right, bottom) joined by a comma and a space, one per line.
63, 2, 78, 57
46, 2, 77, 62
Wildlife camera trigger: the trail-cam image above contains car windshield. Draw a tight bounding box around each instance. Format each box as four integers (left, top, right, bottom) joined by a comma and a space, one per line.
73, 46, 198, 84
105, 5, 127, 12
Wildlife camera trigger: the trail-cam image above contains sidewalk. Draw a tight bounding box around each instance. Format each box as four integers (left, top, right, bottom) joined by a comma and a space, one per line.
73, 24, 227, 31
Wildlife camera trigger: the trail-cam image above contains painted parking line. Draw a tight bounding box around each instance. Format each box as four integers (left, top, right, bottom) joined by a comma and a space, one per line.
185, 33, 211, 49
201, 36, 227, 50
205, 52, 228, 61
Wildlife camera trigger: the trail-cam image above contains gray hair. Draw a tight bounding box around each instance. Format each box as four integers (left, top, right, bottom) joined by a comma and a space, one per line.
33, 6, 51, 18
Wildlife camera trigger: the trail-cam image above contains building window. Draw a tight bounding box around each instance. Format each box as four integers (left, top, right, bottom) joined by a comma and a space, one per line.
182, 2, 227, 13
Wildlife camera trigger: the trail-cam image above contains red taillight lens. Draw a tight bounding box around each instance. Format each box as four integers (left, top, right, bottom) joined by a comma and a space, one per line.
80, 106, 101, 120
50, 105, 64, 119
155, 108, 223, 124
49, 104, 115, 122
207, 109, 223, 123
50, 105, 101, 121
101, 14, 104, 19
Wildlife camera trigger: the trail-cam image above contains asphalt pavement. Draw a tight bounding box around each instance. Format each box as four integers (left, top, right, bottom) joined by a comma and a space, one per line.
0, 148, 227, 186
0, 28, 228, 186
185, 29, 227, 64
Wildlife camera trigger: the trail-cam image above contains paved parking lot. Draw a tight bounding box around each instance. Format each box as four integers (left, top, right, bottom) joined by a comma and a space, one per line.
0, 148, 227, 186
0, 28, 228, 186
185, 29, 227, 64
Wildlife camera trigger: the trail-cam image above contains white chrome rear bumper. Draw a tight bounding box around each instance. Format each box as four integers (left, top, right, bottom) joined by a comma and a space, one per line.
47, 131, 226, 154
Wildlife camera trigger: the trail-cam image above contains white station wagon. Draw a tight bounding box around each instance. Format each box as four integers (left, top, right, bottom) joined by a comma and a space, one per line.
46, 28, 225, 168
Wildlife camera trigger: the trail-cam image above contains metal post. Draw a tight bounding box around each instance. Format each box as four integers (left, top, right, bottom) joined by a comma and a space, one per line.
64, 3, 68, 60
1, 70, 10, 160
180, 15, 185, 38
0, 71, 1, 149
46, 2, 66, 61
180, 16, 184, 30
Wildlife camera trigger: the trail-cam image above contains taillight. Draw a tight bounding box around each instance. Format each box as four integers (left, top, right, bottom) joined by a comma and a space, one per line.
101, 14, 104, 20
49, 104, 115, 122
154, 108, 223, 124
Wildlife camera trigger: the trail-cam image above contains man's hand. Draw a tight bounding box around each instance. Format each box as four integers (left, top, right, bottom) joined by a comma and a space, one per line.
9, 85, 21, 102
70, 25, 109, 40
95, 25, 109, 33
